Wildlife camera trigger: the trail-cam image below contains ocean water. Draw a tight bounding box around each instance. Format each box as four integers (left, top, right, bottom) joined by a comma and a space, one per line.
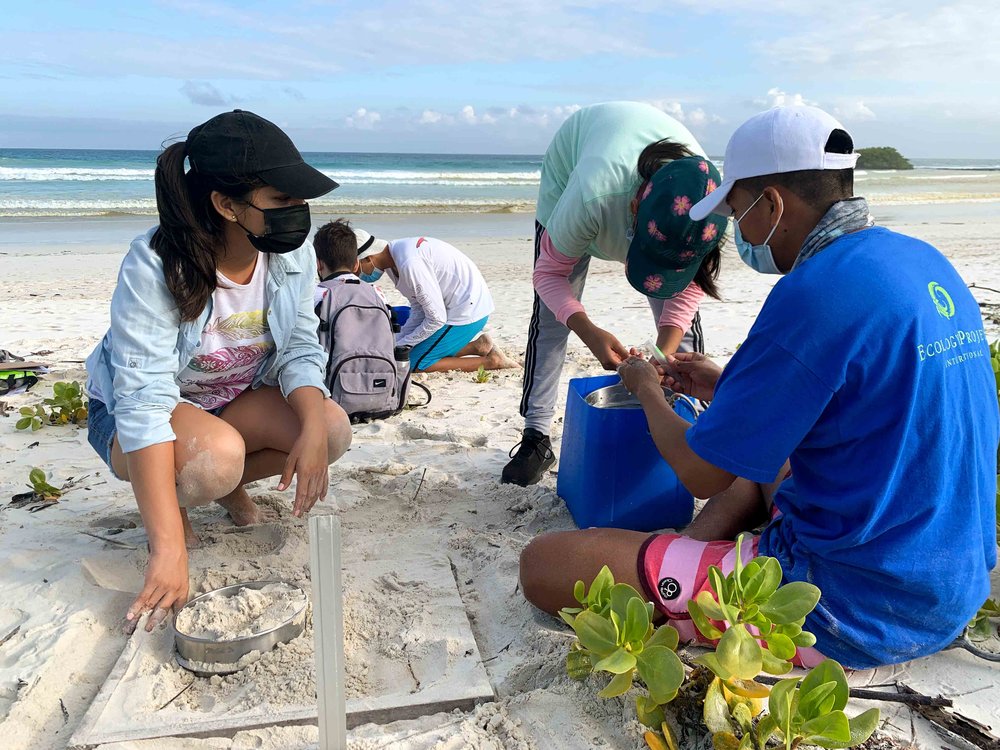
1, 149, 999, 218
0, 149, 541, 217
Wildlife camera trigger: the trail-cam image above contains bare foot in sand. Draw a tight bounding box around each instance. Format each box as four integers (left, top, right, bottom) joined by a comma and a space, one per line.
180, 509, 201, 548
485, 346, 521, 370
470, 334, 495, 356
216, 487, 263, 526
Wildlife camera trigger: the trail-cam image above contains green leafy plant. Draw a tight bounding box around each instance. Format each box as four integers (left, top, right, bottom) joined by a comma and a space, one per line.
992, 339, 1000, 542
14, 381, 88, 431
16, 404, 47, 431
559, 566, 685, 730
688, 534, 820, 691
990, 340, 1000, 397
562, 554, 880, 750
690, 535, 878, 750
473, 365, 491, 384
757, 661, 880, 750
970, 340, 1000, 637
28, 467, 62, 501
45, 381, 88, 425
968, 598, 1000, 641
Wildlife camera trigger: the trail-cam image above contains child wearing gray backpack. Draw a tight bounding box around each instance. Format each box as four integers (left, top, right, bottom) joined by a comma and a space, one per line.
313, 220, 417, 422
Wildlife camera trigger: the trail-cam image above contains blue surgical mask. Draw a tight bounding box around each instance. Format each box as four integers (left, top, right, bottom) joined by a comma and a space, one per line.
359, 258, 383, 283
733, 193, 783, 275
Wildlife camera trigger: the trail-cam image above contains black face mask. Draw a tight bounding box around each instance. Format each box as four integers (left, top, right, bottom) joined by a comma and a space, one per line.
237, 202, 312, 254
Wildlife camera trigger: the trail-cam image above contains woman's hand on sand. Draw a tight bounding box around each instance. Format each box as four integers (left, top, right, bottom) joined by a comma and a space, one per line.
582, 326, 629, 370
618, 356, 661, 397
662, 352, 722, 402
126, 546, 189, 634
279, 422, 330, 517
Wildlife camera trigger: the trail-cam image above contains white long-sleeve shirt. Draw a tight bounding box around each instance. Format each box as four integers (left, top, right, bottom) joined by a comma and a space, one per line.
387, 236, 495, 348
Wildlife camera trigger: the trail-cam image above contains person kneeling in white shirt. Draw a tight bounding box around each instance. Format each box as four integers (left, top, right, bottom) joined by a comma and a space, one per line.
326, 220, 518, 373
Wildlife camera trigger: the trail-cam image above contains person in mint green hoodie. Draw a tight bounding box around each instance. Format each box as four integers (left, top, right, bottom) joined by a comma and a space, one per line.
504, 101, 728, 487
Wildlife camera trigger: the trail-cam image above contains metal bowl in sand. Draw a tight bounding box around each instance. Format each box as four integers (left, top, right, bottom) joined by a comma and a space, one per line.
172, 580, 308, 677
585, 382, 677, 409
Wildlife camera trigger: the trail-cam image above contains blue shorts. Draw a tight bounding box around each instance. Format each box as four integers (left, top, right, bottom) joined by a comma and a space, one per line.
87, 398, 225, 480
409, 316, 489, 371
87, 398, 123, 479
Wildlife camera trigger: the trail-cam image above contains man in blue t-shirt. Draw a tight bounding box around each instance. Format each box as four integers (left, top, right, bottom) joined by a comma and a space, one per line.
518, 105, 998, 669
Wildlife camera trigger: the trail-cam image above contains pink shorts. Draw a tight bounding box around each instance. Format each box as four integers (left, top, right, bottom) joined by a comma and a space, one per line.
637, 532, 825, 667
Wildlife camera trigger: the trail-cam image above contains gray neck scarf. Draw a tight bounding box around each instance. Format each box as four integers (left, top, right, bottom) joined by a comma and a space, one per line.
792, 197, 874, 270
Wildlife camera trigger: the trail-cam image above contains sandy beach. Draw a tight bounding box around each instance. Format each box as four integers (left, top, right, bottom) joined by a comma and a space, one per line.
2, 197, 1000, 750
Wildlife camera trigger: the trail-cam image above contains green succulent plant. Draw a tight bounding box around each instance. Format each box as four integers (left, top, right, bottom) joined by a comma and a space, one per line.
689, 534, 877, 750
560, 566, 685, 729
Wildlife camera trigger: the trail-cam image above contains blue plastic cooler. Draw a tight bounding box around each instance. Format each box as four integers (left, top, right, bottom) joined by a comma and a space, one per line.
557, 374, 697, 532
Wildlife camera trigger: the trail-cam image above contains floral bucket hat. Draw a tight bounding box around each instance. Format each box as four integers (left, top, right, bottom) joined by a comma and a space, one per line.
625, 156, 727, 299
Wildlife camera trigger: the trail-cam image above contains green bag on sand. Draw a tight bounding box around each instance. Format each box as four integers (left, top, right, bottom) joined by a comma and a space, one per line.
0, 350, 49, 396
0, 370, 41, 396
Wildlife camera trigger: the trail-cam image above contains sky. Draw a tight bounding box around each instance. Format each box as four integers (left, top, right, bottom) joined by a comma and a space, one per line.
1, 0, 998, 157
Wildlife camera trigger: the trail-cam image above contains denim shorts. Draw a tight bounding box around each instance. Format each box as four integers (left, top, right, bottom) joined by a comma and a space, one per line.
87, 398, 225, 480
87, 398, 122, 479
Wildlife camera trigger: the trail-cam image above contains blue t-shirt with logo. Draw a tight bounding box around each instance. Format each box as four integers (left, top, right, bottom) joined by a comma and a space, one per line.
686, 227, 998, 669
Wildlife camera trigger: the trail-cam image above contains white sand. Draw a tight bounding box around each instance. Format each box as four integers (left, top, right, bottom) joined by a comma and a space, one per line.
174, 583, 306, 641
1, 203, 999, 749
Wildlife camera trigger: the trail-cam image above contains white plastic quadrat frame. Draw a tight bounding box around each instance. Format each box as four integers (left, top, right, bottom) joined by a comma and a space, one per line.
69, 518, 495, 747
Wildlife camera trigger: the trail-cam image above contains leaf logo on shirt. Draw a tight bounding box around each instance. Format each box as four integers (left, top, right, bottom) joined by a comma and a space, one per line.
927, 282, 955, 320
204, 311, 269, 339
188, 342, 273, 373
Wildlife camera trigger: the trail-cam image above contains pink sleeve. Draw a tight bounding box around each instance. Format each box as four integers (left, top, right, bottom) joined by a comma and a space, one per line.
532, 229, 586, 326
656, 281, 704, 332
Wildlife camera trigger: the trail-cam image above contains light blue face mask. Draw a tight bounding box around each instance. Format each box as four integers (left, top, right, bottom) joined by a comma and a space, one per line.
733, 193, 783, 275
359, 259, 383, 283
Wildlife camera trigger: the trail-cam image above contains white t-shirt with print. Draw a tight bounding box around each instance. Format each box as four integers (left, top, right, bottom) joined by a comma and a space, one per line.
177, 254, 275, 411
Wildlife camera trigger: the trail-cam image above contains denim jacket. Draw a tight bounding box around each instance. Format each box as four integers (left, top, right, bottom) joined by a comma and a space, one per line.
85, 227, 329, 453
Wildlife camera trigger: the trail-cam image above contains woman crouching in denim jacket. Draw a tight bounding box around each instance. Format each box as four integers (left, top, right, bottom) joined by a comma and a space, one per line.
85, 111, 352, 632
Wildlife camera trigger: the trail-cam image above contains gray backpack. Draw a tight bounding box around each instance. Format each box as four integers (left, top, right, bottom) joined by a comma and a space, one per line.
315, 277, 410, 423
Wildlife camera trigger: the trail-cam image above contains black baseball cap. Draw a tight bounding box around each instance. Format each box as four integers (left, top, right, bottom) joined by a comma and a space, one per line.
186, 110, 338, 199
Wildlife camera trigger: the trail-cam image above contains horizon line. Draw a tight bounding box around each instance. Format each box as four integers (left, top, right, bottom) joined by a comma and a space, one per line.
3, 147, 1000, 162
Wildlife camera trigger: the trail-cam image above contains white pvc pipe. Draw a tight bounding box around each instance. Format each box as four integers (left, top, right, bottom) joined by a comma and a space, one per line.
309, 514, 347, 749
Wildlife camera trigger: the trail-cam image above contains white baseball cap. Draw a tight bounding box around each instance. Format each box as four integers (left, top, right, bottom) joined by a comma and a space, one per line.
354, 228, 389, 260
690, 105, 859, 220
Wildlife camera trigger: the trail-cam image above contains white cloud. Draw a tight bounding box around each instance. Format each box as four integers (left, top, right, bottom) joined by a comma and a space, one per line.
459, 105, 478, 124
416, 104, 579, 129
344, 107, 381, 129
756, 1, 1000, 85
135, 0, 667, 75
756, 88, 818, 109
649, 100, 685, 120
645, 100, 723, 129
746, 90, 876, 124
0, 30, 336, 81
454, 105, 500, 126
418, 109, 449, 125
833, 101, 876, 122
505, 104, 581, 127
685, 108, 710, 127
